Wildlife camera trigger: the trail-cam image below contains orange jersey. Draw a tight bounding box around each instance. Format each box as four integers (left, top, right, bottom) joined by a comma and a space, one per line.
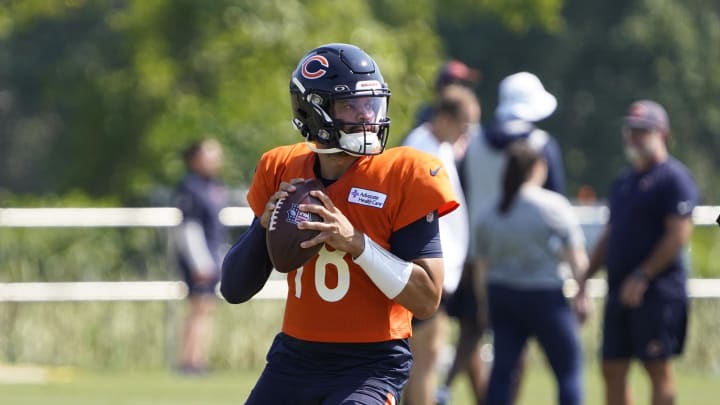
247, 143, 458, 343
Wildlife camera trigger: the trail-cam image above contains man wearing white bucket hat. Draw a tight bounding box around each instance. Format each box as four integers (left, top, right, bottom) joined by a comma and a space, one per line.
496, 72, 558, 122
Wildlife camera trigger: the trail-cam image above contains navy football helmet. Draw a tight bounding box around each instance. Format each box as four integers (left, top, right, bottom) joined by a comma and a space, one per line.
290, 43, 391, 156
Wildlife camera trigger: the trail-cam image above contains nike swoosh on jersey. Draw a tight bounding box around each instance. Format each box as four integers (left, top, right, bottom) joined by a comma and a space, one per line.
429, 166, 442, 176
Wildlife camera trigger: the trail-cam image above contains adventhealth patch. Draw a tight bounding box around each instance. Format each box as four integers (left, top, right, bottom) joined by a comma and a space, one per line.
348, 187, 387, 208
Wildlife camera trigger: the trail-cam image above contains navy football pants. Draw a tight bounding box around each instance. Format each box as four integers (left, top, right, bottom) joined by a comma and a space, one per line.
245, 333, 411, 405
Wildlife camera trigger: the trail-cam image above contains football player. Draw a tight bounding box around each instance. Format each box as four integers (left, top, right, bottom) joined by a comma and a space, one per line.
221, 43, 458, 404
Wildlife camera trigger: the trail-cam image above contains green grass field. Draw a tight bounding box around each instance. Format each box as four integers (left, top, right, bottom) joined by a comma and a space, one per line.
2, 297, 720, 404
1, 363, 718, 405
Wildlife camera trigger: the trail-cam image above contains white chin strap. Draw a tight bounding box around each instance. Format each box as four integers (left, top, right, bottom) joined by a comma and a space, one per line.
305, 131, 381, 156
305, 142, 344, 154
338, 131, 381, 155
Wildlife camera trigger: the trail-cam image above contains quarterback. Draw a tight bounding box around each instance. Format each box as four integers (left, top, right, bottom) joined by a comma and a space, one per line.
221, 43, 458, 404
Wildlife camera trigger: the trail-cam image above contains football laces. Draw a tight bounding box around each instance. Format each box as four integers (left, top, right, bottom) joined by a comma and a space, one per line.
268, 198, 284, 231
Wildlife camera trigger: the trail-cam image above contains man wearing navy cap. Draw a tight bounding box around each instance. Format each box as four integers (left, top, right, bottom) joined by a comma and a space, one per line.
411, 60, 481, 128
579, 100, 700, 405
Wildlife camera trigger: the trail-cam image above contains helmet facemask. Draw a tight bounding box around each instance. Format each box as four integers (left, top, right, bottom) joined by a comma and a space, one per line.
330, 93, 389, 156
294, 89, 390, 156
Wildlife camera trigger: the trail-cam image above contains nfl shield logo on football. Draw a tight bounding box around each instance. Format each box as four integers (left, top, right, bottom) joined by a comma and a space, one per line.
286, 203, 312, 225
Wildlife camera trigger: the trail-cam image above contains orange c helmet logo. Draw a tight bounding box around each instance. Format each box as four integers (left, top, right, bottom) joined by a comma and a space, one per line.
301, 55, 329, 79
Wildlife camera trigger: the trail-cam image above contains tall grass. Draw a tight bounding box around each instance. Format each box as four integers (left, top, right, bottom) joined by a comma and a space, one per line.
2, 298, 720, 372
0, 299, 285, 370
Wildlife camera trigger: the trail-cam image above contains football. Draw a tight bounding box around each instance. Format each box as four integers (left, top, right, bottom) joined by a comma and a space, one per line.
266, 178, 326, 273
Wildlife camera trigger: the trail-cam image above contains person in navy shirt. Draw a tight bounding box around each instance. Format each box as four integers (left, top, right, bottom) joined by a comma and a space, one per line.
173, 138, 228, 374
580, 100, 699, 405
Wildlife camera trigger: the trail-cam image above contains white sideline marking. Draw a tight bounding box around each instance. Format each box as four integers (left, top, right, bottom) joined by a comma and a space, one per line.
0, 364, 77, 384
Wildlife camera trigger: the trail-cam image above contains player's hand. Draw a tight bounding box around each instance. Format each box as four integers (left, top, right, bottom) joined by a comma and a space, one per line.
297, 189, 364, 257
620, 273, 648, 308
259, 178, 305, 229
573, 288, 592, 324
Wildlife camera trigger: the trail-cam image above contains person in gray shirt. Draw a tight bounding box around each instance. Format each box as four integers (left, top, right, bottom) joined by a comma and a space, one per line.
474, 140, 590, 405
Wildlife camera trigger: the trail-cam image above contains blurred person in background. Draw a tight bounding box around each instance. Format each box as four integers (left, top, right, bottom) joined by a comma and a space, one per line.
172, 138, 228, 375
456, 71, 568, 403
475, 140, 590, 405
463, 71, 566, 219
220, 43, 458, 404
411, 59, 481, 130
426, 85, 488, 405
402, 94, 471, 405
440, 84, 482, 160
579, 100, 699, 405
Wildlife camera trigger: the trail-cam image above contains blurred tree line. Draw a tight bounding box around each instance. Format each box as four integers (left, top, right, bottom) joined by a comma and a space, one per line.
0, 0, 718, 204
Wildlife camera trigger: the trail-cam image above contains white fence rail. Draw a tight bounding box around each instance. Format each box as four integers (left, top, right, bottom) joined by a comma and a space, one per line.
1, 278, 720, 302
1, 205, 717, 227
0, 207, 252, 228
0, 281, 189, 302
0, 206, 718, 302
0, 207, 183, 227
